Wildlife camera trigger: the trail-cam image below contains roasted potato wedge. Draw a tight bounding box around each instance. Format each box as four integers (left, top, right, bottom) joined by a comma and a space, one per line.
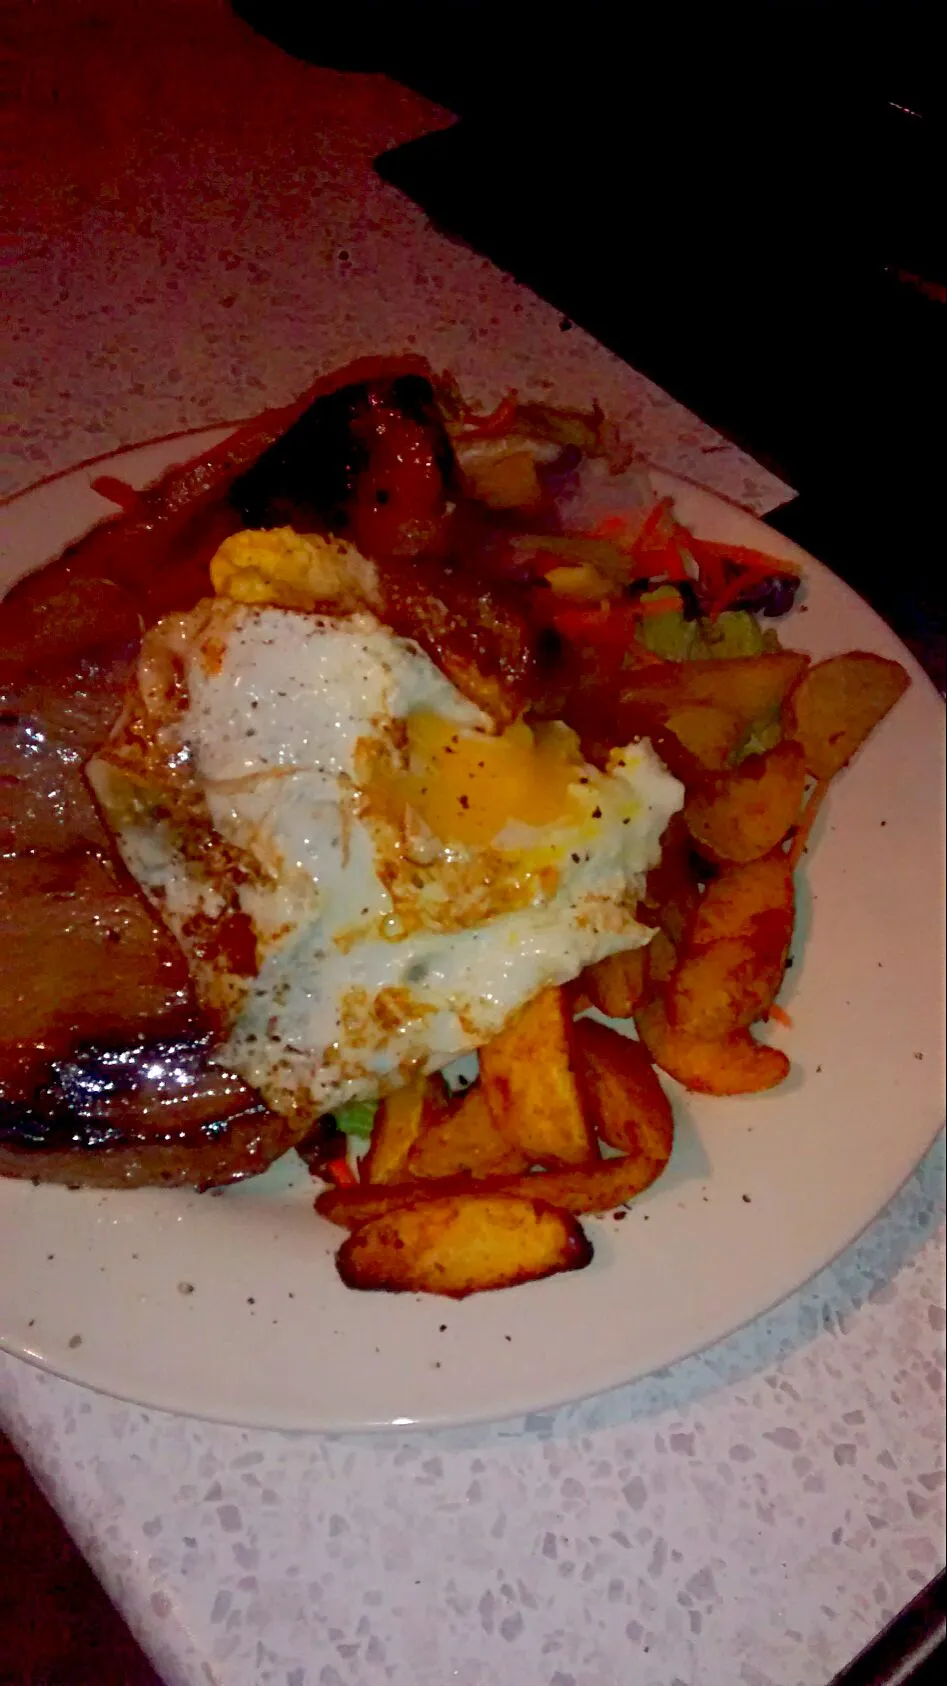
642, 812, 701, 944
406, 1084, 530, 1180
687, 854, 794, 949
318, 1146, 670, 1230
662, 704, 747, 774
362, 1074, 428, 1184
574, 653, 809, 770
684, 741, 807, 864
642, 928, 679, 999
572, 1017, 674, 1162
668, 853, 794, 1038
480, 986, 598, 1167
785, 652, 909, 781
634, 997, 789, 1095
668, 935, 790, 1040
501, 1142, 671, 1214
581, 948, 646, 1019
335, 1194, 592, 1297
618, 652, 809, 736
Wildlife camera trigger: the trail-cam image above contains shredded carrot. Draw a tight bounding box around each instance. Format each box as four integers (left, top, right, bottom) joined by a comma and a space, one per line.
766, 1004, 794, 1029
638, 589, 684, 617
788, 779, 831, 868
324, 1156, 358, 1188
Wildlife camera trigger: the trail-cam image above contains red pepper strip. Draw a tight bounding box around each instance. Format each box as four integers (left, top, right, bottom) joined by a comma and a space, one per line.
704, 553, 799, 619
628, 500, 694, 583
592, 515, 635, 544
633, 497, 676, 552
682, 534, 727, 599
686, 537, 801, 581
704, 570, 760, 619
89, 475, 144, 513
544, 598, 667, 652
324, 1156, 359, 1188
623, 534, 689, 583
457, 391, 519, 438
545, 599, 640, 647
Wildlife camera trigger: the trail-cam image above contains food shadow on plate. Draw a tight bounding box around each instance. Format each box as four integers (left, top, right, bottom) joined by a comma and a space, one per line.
553, 1132, 945, 1438
629, 1084, 711, 1204
776, 806, 820, 1017
335, 1131, 944, 1454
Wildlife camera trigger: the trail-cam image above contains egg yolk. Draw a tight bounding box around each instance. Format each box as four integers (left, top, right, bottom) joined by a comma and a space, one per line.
373, 713, 588, 850
210, 528, 358, 610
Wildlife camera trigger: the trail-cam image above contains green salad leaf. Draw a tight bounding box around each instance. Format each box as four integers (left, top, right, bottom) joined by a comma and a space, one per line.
331, 1098, 378, 1139
737, 712, 784, 760
636, 591, 781, 663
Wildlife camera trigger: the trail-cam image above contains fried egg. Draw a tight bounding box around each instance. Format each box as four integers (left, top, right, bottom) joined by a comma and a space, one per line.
89, 591, 682, 1122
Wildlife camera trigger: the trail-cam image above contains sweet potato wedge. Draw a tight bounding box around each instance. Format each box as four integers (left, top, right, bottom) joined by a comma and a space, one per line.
581, 948, 646, 1019
684, 741, 808, 864
406, 1084, 531, 1180
785, 652, 910, 781
361, 1074, 428, 1185
335, 1194, 592, 1296
572, 1017, 674, 1162
634, 997, 789, 1095
480, 987, 598, 1167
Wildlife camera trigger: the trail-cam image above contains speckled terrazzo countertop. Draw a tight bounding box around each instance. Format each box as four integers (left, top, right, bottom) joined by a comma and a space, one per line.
3, 5, 944, 1685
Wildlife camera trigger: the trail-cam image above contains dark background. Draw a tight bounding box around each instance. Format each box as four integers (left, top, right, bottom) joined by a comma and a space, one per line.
1, 11, 941, 1685
235, 0, 945, 687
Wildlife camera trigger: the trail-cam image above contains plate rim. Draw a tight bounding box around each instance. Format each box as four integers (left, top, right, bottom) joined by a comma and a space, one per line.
1, 428, 944, 1432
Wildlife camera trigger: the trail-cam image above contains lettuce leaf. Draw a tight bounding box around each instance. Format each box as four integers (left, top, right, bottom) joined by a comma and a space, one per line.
332, 1098, 378, 1139
636, 588, 701, 660
737, 713, 784, 760
637, 593, 780, 663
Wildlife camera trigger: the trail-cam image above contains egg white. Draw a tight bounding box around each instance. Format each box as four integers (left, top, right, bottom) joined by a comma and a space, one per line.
89, 601, 683, 1121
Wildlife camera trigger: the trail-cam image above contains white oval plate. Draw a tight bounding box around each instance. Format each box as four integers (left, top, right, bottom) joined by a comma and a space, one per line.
1, 432, 944, 1431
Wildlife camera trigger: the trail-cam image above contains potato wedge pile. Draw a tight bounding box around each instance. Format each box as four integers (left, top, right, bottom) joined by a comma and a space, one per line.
318, 988, 674, 1296
317, 648, 909, 1298
625, 649, 909, 1095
